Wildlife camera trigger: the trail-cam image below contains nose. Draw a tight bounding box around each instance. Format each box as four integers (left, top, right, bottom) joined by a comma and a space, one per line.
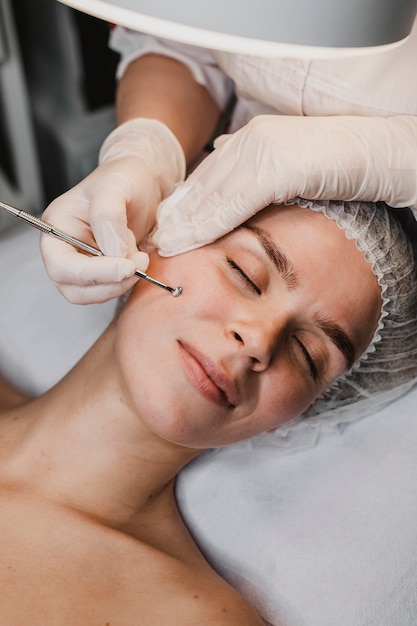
226, 317, 283, 372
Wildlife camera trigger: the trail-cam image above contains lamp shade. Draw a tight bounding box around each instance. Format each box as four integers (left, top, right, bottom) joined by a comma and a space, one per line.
58, 0, 417, 57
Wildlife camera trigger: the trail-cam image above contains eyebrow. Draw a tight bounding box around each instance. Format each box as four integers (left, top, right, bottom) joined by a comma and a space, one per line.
315, 315, 356, 370
244, 224, 298, 289
243, 223, 356, 369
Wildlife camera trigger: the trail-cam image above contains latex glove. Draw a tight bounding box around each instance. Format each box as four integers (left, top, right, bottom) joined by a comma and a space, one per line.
152, 114, 417, 255
41, 118, 186, 303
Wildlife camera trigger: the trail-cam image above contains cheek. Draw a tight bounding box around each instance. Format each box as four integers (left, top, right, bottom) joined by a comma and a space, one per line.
113, 253, 229, 406
255, 369, 323, 430
149, 251, 221, 299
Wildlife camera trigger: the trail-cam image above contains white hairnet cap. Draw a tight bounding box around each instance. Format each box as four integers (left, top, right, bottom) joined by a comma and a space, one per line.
302, 199, 417, 415
236, 199, 417, 454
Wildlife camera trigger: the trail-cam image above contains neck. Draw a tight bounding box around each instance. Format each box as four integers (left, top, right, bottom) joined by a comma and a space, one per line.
1, 321, 200, 530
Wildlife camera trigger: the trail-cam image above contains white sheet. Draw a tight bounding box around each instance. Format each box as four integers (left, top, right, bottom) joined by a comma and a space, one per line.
0, 223, 116, 394
177, 390, 417, 625
1, 223, 416, 625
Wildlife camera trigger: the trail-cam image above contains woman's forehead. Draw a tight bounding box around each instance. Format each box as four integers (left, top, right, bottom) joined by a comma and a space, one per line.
242, 204, 340, 250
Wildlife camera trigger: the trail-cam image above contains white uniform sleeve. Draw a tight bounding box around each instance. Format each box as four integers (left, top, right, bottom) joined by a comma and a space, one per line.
109, 26, 234, 111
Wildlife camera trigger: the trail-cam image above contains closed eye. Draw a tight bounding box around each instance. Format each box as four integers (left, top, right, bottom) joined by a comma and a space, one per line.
226, 257, 261, 295
294, 337, 319, 382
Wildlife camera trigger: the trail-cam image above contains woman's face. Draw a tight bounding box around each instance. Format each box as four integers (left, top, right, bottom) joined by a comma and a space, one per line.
116, 204, 381, 449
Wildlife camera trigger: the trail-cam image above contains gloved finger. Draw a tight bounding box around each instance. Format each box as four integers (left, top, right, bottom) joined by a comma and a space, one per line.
89, 185, 131, 258
61, 274, 140, 305
157, 137, 276, 231
126, 228, 150, 272
42, 192, 94, 242
212, 132, 233, 149
58, 232, 150, 304
154, 176, 274, 256
156, 143, 242, 223
40, 233, 138, 286
128, 249, 150, 272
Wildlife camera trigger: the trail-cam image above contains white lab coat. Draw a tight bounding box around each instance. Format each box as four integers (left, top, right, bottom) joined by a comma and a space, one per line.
109, 22, 417, 207
110, 21, 417, 126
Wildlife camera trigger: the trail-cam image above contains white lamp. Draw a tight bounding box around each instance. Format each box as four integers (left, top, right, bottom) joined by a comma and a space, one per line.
57, 0, 417, 58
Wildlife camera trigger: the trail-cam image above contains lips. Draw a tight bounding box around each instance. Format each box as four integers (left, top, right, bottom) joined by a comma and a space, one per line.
178, 341, 238, 408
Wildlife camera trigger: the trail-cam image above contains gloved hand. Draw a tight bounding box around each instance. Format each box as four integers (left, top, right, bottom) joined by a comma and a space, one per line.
40, 118, 186, 303
152, 114, 417, 255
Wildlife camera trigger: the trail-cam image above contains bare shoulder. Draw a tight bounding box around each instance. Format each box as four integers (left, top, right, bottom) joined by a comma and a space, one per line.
0, 492, 266, 625
185, 589, 265, 625
172, 564, 266, 626
0, 376, 30, 410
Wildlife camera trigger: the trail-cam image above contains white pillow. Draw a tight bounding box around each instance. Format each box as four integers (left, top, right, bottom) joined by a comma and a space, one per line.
0, 224, 116, 394
177, 389, 417, 625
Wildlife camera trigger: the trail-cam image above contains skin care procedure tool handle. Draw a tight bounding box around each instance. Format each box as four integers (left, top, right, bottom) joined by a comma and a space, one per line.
0, 201, 182, 297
